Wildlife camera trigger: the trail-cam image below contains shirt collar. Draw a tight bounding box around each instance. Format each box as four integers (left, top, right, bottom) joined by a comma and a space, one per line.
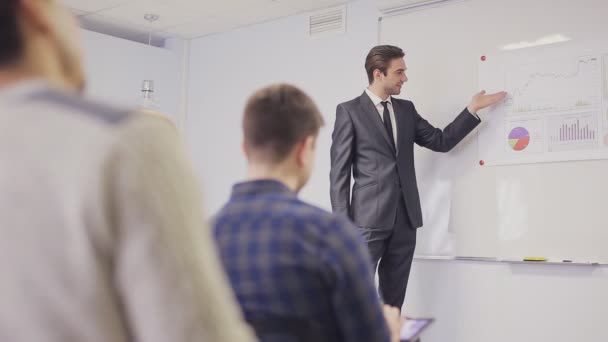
365, 88, 392, 107
230, 179, 296, 199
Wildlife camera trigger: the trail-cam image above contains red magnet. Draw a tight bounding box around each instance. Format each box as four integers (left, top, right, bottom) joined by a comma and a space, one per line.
479, 160, 485, 166
481, 55, 486, 61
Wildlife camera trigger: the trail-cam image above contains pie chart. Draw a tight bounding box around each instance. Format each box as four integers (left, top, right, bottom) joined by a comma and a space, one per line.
508, 127, 530, 151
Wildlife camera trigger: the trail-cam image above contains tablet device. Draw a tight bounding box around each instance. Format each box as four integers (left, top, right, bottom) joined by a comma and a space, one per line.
400, 317, 434, 341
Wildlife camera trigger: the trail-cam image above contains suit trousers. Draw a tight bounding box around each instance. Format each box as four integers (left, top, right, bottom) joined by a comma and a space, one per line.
360, 196, 416, 310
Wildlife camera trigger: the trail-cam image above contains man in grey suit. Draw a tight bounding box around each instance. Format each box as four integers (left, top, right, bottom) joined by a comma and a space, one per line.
330, 45, 506, 309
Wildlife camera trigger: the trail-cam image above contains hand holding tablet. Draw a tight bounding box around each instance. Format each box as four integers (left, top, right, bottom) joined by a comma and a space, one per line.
400, 317, 434, 342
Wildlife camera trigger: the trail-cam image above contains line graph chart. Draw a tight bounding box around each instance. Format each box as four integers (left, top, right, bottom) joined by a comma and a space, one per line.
504, 56, 600, 116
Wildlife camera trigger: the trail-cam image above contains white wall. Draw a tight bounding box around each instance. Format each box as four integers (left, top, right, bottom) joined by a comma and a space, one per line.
81, 30, 184, 125
185, 1, 608, 342
186, 0, 380, 214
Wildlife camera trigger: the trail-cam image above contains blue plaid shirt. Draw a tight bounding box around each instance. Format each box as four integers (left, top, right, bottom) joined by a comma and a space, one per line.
213, 180, 390, 342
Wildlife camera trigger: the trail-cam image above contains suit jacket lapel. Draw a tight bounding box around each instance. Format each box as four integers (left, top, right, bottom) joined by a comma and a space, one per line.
359, 92, 396, 154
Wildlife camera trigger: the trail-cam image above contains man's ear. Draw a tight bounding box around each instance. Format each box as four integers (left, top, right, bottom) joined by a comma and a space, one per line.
242, 141, 250, 159
373, 68, 383, 81
296, 136, 315, 167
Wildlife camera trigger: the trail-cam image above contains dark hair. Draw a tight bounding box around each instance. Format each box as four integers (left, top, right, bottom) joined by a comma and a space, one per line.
0, 0, 23, 66
365, 45, 405, 84
243, 84, 324, 163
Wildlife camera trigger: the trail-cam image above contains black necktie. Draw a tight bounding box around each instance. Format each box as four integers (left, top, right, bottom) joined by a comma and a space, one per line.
381, 101, 396, 151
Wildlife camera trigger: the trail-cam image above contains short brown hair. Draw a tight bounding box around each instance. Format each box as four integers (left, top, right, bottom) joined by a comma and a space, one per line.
365, 45, 405, 84
243, 84, 324, 163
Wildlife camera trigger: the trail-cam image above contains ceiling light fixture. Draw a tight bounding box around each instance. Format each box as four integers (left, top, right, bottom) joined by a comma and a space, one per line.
501, 34, 571, 51
140, 13, 160, 111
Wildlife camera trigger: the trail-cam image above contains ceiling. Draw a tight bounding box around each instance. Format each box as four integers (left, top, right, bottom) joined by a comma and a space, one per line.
62, 0, 351, 45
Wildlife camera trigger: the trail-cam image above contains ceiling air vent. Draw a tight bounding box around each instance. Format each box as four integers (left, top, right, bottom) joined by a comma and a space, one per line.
308, 6, 346, 38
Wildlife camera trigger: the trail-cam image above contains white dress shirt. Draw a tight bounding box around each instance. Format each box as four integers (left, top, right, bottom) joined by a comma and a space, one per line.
365, 88, 398, 146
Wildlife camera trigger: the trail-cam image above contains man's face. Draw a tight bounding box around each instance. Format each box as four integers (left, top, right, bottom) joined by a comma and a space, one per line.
380, 57, 408, 96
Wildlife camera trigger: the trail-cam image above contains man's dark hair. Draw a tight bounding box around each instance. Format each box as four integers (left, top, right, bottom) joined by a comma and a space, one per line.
243, 84, 324, 163
0, 0, 23, 66
365, 45, 405, 84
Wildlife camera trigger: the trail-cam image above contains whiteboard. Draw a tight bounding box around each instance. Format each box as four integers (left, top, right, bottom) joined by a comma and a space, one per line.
380, 0, 608, 260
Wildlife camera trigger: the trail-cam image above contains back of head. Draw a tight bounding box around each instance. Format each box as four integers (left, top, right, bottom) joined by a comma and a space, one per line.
0, 0, 84, 91
243, 84, 324, 164
0, 0, 23, 67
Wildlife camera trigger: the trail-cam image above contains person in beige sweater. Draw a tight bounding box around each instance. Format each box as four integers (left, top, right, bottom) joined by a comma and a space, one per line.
0, 1, 256, 341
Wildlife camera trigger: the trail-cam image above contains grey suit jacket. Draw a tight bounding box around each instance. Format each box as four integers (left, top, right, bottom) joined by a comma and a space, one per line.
329, 92, 480, 229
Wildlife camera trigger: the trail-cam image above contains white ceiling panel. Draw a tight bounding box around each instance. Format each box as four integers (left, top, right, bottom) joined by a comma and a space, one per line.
217, 1, 302, 27
157, 0, 273, 16
60, 0, 127, 13
68, 0, 354, 42
375, 0, 431, 9
277, 0, 347, 11
165, 1, 303, 39
80, 14, 170, 45
164, 17, 236, 39
93, 0, 203, 30
80, 14, 149, 37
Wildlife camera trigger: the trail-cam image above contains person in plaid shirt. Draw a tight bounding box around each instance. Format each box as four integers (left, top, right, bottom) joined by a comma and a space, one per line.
213, 84, 403, 342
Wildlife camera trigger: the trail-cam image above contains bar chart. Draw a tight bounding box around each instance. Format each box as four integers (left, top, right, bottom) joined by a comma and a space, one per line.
549, 113, 598, 151
553, 119, 595, 142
